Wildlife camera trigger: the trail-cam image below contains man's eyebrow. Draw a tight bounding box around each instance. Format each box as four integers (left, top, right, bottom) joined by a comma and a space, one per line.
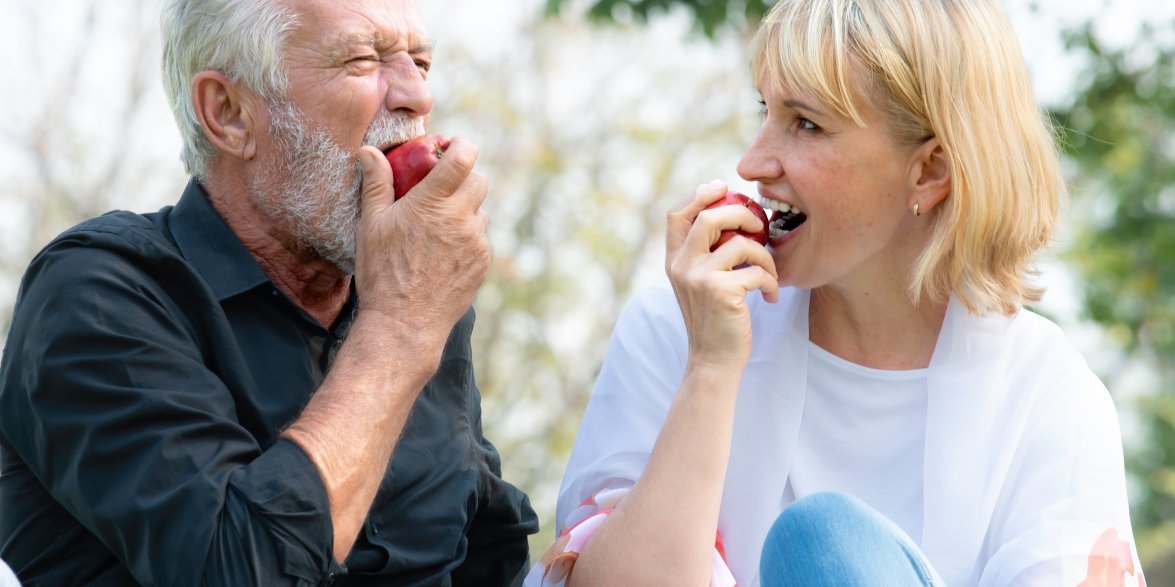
339, 33, 378, 47
341, 34, 435, 52
782, 98, 827, 117
332, 35, 435, 55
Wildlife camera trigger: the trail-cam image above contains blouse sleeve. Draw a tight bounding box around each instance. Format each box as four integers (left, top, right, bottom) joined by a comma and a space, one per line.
978, 352, 1145, 587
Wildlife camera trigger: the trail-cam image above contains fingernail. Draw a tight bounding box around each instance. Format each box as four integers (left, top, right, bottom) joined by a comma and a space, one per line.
358, 149, 374, 171
708, 179, 725, 189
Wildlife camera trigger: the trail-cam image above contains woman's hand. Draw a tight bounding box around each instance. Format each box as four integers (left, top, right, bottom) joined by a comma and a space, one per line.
666, 180, 780, 372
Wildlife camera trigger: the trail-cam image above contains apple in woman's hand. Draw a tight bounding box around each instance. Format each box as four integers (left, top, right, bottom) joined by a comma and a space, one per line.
383, 134, 451, 200
703, 191, 770, 252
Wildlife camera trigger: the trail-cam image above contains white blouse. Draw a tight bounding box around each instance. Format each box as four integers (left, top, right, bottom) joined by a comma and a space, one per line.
554, 281, 1142, 586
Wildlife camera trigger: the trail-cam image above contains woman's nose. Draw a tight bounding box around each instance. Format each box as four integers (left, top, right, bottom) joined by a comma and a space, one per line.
737, 129, 784, 184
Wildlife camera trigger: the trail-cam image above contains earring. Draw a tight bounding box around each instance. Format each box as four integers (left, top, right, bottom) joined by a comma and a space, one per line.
913, 202, 921, 217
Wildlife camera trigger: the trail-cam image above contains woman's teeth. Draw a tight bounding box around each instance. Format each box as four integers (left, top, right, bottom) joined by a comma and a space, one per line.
760, 199, 799, 215
760, 198, 807, 239
769, 217, 790, 240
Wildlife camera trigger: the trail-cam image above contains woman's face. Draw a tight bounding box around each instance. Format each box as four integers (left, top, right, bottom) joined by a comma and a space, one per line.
737, 72, 928, 293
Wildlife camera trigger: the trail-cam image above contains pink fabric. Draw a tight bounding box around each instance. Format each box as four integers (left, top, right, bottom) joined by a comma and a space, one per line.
525, 488, 737, 587
1079, 528, 1146, 587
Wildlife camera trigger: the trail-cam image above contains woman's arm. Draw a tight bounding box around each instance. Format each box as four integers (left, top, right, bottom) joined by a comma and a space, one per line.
568, 181, 778, 586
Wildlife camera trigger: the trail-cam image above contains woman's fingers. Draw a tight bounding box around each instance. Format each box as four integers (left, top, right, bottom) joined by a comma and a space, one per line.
667, 180, 730, 254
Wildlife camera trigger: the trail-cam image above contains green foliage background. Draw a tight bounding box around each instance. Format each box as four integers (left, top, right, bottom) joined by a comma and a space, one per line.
1054, 23, 1175, 578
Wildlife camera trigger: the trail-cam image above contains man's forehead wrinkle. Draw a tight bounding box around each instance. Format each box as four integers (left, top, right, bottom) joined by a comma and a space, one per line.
326, 29, 432, 54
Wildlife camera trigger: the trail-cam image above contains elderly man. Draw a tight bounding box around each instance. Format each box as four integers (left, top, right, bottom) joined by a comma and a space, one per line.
0, 0, 538, 584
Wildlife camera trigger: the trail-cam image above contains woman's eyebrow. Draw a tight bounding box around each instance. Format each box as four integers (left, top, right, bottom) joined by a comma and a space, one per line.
782, 98, 827, 116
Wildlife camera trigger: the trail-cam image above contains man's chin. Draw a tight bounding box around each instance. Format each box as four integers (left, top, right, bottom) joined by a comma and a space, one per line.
318, 251, 355, 276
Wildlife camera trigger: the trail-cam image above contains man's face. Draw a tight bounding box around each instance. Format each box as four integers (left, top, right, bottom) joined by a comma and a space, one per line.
251, 0, 434, 272
252, 102, 424, 273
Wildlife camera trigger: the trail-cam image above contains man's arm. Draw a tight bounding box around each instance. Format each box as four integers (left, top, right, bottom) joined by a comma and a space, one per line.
0, 228, 338, 585
281, 140, 492, 563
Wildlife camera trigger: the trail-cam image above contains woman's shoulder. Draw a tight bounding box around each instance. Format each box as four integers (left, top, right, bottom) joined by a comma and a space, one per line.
961, 304, 1115, 423
1006, 307, 1101, 385
948, 301, 1089, 370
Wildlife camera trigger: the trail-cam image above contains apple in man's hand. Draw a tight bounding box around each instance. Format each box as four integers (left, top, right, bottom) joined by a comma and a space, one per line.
703, 191, 770, 252
383, 134, 451, 200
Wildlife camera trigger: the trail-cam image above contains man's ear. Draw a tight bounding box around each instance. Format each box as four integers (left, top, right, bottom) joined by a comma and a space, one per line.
907, 137, 951, 214
192, 71, 259, 162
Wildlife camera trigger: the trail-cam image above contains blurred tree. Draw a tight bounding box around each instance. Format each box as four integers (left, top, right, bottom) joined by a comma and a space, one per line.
544, 0, 771, 37
1052, 21, 1175, 581
0, 0, 186, 334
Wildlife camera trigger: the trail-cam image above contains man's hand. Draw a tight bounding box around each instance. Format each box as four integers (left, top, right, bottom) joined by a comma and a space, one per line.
354, 138, 491, 358
283, 138, 491, 564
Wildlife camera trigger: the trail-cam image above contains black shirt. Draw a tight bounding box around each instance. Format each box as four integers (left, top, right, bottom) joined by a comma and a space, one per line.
0, 181, 538, 586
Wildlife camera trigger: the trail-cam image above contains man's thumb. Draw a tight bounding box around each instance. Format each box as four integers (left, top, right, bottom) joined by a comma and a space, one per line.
358, 146, 394, 214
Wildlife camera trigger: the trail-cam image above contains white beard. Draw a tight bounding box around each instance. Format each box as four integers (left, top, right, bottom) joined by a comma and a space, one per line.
252, 100, 426, 273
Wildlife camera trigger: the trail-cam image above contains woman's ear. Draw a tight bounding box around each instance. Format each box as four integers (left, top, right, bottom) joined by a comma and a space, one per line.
908, 137, 951, 214
191, 71, 259, 162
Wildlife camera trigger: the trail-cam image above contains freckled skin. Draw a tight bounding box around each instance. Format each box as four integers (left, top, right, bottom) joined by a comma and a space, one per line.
737, 75, 928, 295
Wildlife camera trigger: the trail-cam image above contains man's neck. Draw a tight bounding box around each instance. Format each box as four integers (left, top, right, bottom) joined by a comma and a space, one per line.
202, 178, 352, 329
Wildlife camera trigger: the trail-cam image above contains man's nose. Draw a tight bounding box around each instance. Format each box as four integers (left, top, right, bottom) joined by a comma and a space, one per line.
383, 55, 434, 118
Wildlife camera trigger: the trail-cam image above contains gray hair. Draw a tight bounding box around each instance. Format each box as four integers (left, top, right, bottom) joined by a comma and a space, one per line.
161, 0, 299, 180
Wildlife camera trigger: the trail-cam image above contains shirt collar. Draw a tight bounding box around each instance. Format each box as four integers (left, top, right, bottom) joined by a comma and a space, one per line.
168, 179, 272, 301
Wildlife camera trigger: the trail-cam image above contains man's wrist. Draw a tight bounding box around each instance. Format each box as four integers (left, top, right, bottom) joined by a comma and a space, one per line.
346, 308, 447, 379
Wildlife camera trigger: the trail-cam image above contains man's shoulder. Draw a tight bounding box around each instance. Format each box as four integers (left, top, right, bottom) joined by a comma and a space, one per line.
16, 207, 188, 306
52, 208, 176, 253
19, 208, 189, 285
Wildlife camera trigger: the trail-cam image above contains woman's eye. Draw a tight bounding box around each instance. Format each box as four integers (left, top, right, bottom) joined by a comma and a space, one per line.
796, 117, 820, 131
757, 99, 768, 118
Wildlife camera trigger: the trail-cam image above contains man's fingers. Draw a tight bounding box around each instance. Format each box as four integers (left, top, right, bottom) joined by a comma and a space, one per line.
411, 135, 478, 203
358, 146, 394, 216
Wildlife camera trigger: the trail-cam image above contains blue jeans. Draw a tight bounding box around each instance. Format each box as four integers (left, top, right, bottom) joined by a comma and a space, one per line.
760, 492, 940, 586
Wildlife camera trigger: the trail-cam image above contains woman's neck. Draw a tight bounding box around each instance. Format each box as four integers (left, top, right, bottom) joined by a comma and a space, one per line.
807, 284, 947, 370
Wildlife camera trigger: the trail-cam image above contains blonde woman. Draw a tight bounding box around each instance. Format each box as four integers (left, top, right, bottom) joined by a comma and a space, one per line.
526, 0, 1143, 585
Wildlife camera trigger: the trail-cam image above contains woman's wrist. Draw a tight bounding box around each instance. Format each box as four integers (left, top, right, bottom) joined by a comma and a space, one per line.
681, 357, 744, 399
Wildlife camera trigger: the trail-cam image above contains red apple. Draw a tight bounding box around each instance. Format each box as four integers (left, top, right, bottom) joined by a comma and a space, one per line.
383, 134, 451, 200
703, 191, 769, 252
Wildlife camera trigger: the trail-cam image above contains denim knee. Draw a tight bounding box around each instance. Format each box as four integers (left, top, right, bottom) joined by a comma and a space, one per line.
766, 492, 868, 549
760, 492, 936, 587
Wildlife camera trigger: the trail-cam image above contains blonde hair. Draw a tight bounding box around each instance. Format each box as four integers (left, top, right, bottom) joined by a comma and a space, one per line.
161, 0, 299, 180
750, 0, 1063, 316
